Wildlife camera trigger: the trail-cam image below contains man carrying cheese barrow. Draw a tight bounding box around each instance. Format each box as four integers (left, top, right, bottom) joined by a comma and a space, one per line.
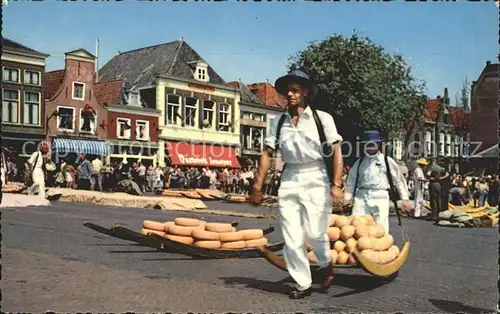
250, 70, 344, 299
344, 130, 412, 234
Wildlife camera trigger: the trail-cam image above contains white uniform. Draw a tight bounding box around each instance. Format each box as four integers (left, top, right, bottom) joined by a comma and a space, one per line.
264, 106, 342, 291
413, 167, 425, 217
28, 151, 45, 199
344, 152, 409, 234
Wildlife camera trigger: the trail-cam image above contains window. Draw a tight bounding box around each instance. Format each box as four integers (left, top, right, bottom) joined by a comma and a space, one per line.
253, 113, 265, 122
72, 82, 85, 100
252, 127, 264, 150
202, 100, 215, 128
24, 70, 40, 85
117, 118, 132, 139
184, 97, 198, 127
438, 132, 445, 156
23, 92, 40, 125
57, 107, 75, 130
424, 131, 432, 157
2, 89, 19, 123
3, 68, 19, 83
453, 135, 460, 157
166, 94, 181, 125
136, 120, 149, 141
218, 103, 230, 131
194, 62, 209, 82
445, 134, 452, 157
80, 108, 96, 134
267, 118, 274, 136
241, 111, 251, 120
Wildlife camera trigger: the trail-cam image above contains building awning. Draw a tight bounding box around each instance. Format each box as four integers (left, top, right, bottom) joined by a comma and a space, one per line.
470, 144, 498, 158
166, 142, 241, 168
52, 138, 109, 156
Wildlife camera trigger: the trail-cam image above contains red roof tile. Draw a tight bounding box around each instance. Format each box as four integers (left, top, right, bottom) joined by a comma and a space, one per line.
423, 98, 440, 120
44, 70, 65, 100
94, 80, 123, 106
247, 82, 286, 109
449, 107, 469, 127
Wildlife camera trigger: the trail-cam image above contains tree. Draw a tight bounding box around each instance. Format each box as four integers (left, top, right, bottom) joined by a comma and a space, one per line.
456, 77, 470, 112
288, 34, 427, 146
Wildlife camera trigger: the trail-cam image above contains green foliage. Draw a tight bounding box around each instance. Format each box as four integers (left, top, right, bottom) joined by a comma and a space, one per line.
288, 34, 427, 139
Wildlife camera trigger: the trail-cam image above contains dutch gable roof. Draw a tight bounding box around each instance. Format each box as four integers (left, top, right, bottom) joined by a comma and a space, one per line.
97, 40, 225, 88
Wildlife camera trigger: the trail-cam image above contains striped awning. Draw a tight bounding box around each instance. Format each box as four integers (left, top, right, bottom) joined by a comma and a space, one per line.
52, 138, 109, 156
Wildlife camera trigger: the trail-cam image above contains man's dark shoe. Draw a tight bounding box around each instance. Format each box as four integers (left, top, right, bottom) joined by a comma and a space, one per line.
320, 263, 334, 291
289, 287, 312, 299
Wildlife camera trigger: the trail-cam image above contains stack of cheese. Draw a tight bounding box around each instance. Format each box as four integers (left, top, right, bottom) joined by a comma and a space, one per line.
141, 217, 268, 250
307, 214, 400, 265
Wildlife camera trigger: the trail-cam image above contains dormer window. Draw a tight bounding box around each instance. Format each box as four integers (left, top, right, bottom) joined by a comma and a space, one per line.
194, 62, 209, 83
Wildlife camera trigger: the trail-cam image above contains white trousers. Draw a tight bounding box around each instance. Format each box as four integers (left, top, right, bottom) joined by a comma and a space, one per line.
29, 169, 46, 199
414, 188, 424, 217
278, 161, 331, 290
352, 189, 390, 234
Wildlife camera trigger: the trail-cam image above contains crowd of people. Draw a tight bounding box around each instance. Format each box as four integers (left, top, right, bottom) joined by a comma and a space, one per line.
2, 148, 284, 196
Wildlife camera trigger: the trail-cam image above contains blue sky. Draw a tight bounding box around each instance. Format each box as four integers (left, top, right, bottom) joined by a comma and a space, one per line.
3, 1, 497, 103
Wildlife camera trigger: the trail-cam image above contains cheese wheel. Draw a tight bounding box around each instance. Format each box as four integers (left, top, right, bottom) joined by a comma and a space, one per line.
192, 229, 220, 241
389, 245, 400, 257
361, 249, 377, 262
239, 229, 264, 240
163, 221, 175, 232
231, 227, 237, 232
219, 231, 245, 242
334, 216, 349, 228
333, 240, 346, 252
337, 251, 349, 264
354, 224, 370, 239
345, 238, 357, 253
329, 214, 339, 227
372, 234, 394, 251
168, 225, 197, 236
197, 220, 207, 230
346, 216, 354, 225
330, 249, 338, 264
245, 237, 268, 248
357, 236, 374, 251
141, 228, 165, 237
220, 240, 246, 249
368, 224, 385, 238
194, 240, 221, 249
363, 215, 375, 225
165, 234, 194, 245
347, 254, 357, 265
351, 216, 367, 227
327, 227, 341, 241
174, 217, 200, 227
205, 223, 233, 233
307, 251, 317, 264
340, 225, 355, 241
143, 220, 166, 231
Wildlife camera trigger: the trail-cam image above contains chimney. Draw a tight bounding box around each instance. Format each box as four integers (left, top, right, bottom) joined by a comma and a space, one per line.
436, 95, 441, 99
486, 60, 491, 66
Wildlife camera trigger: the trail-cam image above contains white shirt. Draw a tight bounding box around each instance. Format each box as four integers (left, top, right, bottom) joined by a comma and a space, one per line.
344, 152, 409, 201
28, 151, 44, 170
264, 107, 343, 164
413, 167, 425, 191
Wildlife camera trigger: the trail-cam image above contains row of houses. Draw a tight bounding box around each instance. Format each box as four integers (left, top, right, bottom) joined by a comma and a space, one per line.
2, 36, 496, 172
1, 37, 286, 169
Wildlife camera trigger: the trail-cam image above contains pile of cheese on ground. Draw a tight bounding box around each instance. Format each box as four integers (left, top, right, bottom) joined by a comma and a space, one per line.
1, 182, 26, 193
307, 214, 400, 265
141, 217, 268, 250
437, 204, 499, 228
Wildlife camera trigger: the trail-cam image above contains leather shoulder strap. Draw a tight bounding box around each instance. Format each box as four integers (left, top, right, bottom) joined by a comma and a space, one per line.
274, 114, 287, 156
310, 107, 328, 147
353, 156, 364, 196
384, 155, 395, 191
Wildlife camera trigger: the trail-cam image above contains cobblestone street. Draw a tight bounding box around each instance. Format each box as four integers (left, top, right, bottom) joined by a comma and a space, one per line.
2, 202, 497, 313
